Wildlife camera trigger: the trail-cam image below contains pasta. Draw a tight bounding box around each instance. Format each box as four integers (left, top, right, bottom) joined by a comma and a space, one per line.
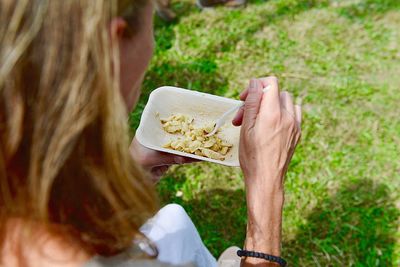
161, 114, 232, 160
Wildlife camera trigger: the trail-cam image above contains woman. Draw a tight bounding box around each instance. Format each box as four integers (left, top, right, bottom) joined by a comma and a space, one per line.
0, 1, 301, 267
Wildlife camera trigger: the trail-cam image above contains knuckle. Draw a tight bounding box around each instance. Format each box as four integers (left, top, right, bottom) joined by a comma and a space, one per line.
267, 76, 278, 84
259, 76, 278, 88
283, 115, 297, 129
268, 75, 278, 81
265, 110, 281, 124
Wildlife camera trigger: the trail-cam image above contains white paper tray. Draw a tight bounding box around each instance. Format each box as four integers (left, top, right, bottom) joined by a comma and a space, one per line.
136, 86, 241, 167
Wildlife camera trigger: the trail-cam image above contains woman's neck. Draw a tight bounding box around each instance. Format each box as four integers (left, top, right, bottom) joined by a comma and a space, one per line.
1, 218, 91, 267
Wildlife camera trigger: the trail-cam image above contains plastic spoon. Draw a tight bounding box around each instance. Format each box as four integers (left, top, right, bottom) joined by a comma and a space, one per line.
206, 85, 272, 137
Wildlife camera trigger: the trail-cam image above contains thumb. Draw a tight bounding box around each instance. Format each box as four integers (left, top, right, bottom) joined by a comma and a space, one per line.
147, 151, 184, 167
242, 79, 263, 129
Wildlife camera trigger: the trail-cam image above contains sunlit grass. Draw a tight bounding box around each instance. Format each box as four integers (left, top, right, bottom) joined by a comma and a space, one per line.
131, 0, 400, 265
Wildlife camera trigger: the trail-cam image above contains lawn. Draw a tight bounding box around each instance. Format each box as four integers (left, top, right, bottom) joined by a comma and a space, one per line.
130, 0, 400, 266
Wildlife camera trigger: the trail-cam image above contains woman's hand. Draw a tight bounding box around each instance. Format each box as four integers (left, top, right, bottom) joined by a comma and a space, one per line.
234, 77, 301, 265
236, 77, 301, 187
130, 137, 197, 183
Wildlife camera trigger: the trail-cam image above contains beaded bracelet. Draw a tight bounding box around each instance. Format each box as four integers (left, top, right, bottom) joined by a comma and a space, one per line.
237, 249, 287, 267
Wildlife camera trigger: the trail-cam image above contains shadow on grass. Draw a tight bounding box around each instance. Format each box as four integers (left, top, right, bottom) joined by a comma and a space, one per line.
158, 176, 399, 265
186, 189, 247, 255
338, 0, 400, 20
285, 178, 399, 266
158, 185, 247, 255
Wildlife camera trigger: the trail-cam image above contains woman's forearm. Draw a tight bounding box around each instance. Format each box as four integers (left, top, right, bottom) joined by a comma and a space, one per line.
236, 77, 302, 267
241, 182, 284, 266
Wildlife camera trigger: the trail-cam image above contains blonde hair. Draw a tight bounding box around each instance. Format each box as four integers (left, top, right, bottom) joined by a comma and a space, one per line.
0, 0, 157, 256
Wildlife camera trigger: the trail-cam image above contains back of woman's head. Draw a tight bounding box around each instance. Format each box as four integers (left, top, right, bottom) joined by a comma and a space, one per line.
0, 0, 157, 255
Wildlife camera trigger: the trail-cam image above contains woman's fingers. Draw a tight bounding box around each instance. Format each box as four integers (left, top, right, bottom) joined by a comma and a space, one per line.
258, 77, 274, 88
180, 156, 200, 164
235, 77, 299, 127
150, 165, 170, 183
242, 79, 264, 129
234, 77, 282, 126
232, 85, 249, 126
165, 154, 199, 166
280, 91, 295, 117
151, 165, 169, 176
260, 76, 280, 115
295, 105, 302, 126
232, 106, 245, 126
145, 150, 198, 167
240, 88, 249, 101
280, 92, 301, 129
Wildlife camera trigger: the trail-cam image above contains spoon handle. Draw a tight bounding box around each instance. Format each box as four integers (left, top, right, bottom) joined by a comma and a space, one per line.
221, 102, 244, 121
206, 85, 272, 137
225, 84, 272, 119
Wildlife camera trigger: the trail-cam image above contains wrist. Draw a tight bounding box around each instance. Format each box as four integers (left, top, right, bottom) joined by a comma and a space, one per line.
244, 173, 285, 215
244, 182, 284, 257
239, 250, 284, 266
245, 208, 283, 256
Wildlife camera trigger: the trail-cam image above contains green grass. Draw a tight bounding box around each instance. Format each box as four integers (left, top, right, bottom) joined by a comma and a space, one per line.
130, 0, 400, 266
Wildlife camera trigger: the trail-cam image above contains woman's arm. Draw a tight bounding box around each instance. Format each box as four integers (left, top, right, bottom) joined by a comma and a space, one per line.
243, 182, 284, 266
236, 77, 301, 266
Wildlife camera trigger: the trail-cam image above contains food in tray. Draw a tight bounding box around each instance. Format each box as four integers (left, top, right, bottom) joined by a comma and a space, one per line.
160, 114, 232, 161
